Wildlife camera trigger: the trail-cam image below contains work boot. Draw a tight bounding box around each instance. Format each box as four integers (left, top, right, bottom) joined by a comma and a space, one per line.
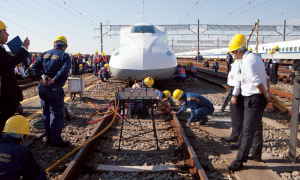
46, 139, 52, 146
230, 144, 240, 150
51, 140, 70, 147
221, 137, 237, 143
248, 154, 262, 162
227, 160, 243, 171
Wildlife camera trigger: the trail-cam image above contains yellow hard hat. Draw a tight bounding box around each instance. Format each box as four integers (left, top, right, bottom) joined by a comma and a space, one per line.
78, 52, 80, 55
205, 59, 207, 61
0, 20, 7, 31
269, 50, 274, 54
37, 53, 40, 56
273, 46, 278, 50
17, 64, 20, 66
189, 61, 193, 64
227, 51, 230, 54
249, 48, 252, 52
3, 115, 30, 135
214, 59, 217, 61
144, 77, 154, 87
173, 89, 184, 100
79, 64, 82, 67
229, 34, 246, 52
53, 36, 68, 47
95, 50, 98, 54
32, 54, 35, 56
74, 53, 78, 56
102, 52, 106, 56
104, 63, 109, 68
179, 63, 183, 66
163, 90, 171, 98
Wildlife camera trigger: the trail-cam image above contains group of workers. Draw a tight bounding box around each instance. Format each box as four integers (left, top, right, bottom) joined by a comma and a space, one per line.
202, 59, 219, 72
264, 46, 280, 84
174, 61, 197, 82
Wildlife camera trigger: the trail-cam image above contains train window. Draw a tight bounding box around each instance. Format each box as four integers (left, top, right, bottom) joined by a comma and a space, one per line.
286, 47, 289, 51
290, 47, 293, 51
134, 25, 156, 33
294, 47, 297, 51
279, 48, 281, 51
299, 46, 300, 51
266, 49, 268, 53
282, 48, 284, 52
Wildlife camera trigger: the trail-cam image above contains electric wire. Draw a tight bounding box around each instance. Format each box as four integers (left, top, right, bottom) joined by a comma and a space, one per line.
181, 0, 208, 23
179, 0, 201, 23
260, 6, 300, 22
1, 1, 92, 39
64, 0, 100, 21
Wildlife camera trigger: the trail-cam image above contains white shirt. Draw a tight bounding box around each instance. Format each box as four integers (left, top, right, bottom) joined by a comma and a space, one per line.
227, 60, 241, 87
233, 50, 269, 96
272, 51, 280, 63
14, 66, 25, 77
0, 44, 28, 51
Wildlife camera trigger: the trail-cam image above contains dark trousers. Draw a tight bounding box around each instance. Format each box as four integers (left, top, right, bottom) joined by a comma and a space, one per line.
94, 62, 99, 76
227, 62, 232, 73
229, 94, 244, 144
270, 63, 279, 84
0, 98, 14, 139
236, 94, 267, 162
38, 85, 64, 144
174, 76, 186, 82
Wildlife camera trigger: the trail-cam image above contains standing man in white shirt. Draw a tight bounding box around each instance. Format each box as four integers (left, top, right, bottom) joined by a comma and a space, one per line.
221, 58, 244, 150
270, 46, 280, 84
227, 34, 273, 171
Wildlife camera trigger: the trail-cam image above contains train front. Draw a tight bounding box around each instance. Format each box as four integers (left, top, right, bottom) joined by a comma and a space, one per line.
109, 23, 177, 81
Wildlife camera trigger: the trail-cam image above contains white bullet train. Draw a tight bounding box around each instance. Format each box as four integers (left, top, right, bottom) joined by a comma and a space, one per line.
176, 39, 300, 60
109, 23, 177, 81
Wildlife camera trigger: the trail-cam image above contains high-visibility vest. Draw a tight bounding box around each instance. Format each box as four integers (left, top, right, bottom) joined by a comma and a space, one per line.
98, 67, 107, 75
189, 65, 197, 72
179, 67, 185, 74
264, 59, 268, 62
94, 55, 100, 63
101, 55, 107, 62
32, 58, 36, 64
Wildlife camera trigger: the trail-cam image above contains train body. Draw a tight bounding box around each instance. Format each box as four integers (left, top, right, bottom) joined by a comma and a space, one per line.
109, 23, 177, 81
176, 39, 300, 60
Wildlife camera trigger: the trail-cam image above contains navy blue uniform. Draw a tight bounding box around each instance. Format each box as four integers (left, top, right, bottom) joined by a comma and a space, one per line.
98, 67, 111, 81
0, 135, 46, 180
99, 56, 107, 68
32, 46, 71, 144
212, 62, 219, 72
177, 93, 214, 124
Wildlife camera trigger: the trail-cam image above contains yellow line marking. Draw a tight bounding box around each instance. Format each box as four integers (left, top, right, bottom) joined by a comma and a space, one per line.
21, 75, 95, 104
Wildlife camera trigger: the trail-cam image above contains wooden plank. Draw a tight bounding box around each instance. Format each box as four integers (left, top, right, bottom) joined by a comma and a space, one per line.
96, 164, 179, 172
111, 125, 173, 130
100, 148, 178, 155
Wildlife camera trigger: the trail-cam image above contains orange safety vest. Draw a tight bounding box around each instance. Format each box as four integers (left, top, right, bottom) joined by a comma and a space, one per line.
101, 55, 107, 62
94, 55, 100, 63
132, 82, 142, 89
189, 65, 197, 72
264, 59, 268, 62
98, 67, 107, 75
179, 67, 185, 74
32, 58, 36, 64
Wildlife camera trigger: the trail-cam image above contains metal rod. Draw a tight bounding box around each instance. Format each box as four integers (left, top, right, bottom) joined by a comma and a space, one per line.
197, 19, 200, 63
283, 20, 286, 41
101, 22, 103, 53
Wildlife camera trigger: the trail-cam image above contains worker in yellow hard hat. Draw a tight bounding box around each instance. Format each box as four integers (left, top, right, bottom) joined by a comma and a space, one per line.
226, 51, 233, 72
212, 59, 219, 72
100, 52, 108, 68
0, 115, 47, 179
227, 34, 273, 171
270, 45, 280, 84
98, 63, 111, 82
171, 89, 214, 126
0, 20, 30, 138
174, 63, 186, 82
31, 35, 71, 148
204, 59, 209, 69
249, 48, 252, 52
186, 61, 197, 81
154, 89, 171, 107
24, 63, 35, 79
93, 51, 100, 76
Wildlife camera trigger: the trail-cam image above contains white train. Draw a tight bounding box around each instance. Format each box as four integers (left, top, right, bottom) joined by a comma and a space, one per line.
176, 39, 300, 60
109, 23, 177, 81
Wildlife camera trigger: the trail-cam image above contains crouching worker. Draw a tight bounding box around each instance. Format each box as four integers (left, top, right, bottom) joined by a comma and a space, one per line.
0, 115, 47, 180
129, 77, 154, 118
186, 61, 197, 81
155, 89, 171, 107
171, 89, 214, 127
24, 64, 35, 79
98, 63, 111, 82
212, 59, 219, 72
174, 63, 186, 83
204, 59, 209, 69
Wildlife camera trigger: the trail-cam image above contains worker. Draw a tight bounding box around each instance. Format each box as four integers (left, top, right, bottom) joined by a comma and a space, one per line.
78, 64, 84, 75
186, 61, 197, 81
24, 64, 35, 79
270, 45, 279, 84
100, 52, 107, 68
0, 20, 30, 138
31, 53, 36, 64
32, 35, 71, 147
129, 77, 154, 118
226, 34, 273, 171
249, 47, 252, 53
85, 62, 93, 73
154, 89, 171, 107
174, 63, 186, 82
14, 64, 25, 80
88, 54, 93, 70
37, 53, 41, 58
212, 59, 219, 72
204, 59, 209, 68
0, 115, 47, 179
221, 57, 244, 150
226, 51, 233, 72
77, 52, 83, 66
98, 63, 111, 82
265, 50, 273, 76
93, 50, 100, 76
171, 89, 214, 126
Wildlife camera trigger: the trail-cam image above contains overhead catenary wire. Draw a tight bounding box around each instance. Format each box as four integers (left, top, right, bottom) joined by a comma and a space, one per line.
181, 0, 208, 24
260, 6, 300, 22
179, 0, 201, 23
65, 0, 100, 21
1, 1, 92, 39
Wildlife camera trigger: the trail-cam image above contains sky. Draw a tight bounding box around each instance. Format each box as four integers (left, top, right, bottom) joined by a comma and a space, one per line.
1, 0, 300, 54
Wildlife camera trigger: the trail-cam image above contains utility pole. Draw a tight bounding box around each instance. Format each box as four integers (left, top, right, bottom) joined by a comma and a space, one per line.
197, 19, 199, 63
100, 22, 103, 53
283, 20, 286, 41
172, 38, 173, 51
256, 19, 259, 54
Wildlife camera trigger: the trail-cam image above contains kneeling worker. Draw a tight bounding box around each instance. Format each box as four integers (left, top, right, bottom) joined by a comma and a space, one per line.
171, 89, 214, 126
98, 63, 111, 82
32, 36, 71, 147
0, 115, 47, 180
155, 89, 171, 107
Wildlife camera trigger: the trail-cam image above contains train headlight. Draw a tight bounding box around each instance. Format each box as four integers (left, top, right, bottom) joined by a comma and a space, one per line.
167, 51, 172, 56
114, 51, 119, 56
